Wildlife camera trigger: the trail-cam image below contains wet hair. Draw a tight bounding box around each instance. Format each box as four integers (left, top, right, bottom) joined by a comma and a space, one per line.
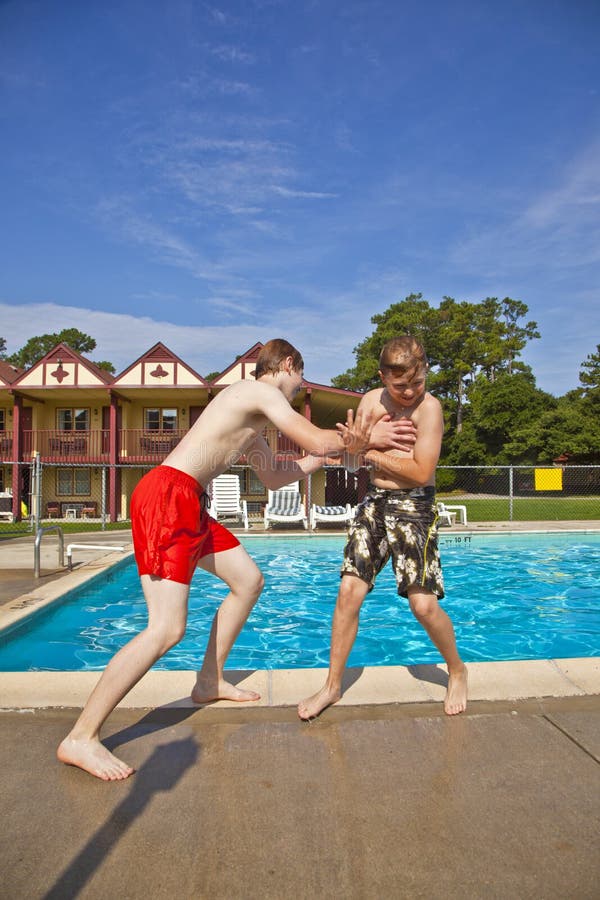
379, 335, 428, 373
254, 339, 304, 379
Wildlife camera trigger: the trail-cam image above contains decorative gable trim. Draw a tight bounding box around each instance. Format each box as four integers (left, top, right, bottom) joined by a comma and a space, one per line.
113, 342, 207, 388
210, 342, 264, 385
13, 343, 113, 389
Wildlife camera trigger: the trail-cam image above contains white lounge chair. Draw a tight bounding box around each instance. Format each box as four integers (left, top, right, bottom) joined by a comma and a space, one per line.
442, 503, 468, 525
264, 482, 308, 529
436, 502, 457, 527
310, 503, 353, 530
209, 473, 249, 529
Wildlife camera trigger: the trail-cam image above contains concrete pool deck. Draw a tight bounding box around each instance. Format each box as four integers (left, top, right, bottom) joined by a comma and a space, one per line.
1, 525, 599, 898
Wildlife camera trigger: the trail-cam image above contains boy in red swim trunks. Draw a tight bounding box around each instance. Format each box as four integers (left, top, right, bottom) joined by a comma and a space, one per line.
58, 338, 416, 781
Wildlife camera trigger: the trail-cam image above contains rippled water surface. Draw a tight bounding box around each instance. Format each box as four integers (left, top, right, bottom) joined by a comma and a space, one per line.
1, 533, 599, 670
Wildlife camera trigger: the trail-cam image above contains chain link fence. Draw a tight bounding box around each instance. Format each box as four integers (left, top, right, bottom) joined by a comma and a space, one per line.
0, 460, 35, 535
2, 461, 598, 535
436, 464, 600, 523
311, 464, 600, 525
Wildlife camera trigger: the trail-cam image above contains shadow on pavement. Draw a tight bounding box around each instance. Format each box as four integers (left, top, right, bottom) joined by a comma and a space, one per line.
44, 738, 199, 900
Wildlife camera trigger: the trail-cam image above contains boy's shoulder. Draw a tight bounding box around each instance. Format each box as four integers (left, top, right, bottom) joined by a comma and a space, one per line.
359, 387, 386, 405
223, 378, 276, 395
422, 390, 441, 408
412, 391, 442, 417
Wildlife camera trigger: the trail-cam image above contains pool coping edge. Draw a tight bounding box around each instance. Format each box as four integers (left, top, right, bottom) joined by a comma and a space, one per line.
1, 657, 598, 710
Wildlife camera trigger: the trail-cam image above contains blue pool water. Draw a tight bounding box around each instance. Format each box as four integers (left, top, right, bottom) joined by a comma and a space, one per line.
0, 533, 599, 671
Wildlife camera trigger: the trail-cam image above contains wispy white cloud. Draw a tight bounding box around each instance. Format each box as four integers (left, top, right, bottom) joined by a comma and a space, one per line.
180, 137, 286, 154
94, 197, 232, 283
450, 139, 600, 276
207, 7, 233, 27
212, 78, 256, 96
272, 186, 338, 199
523, 142, 600, 229
209, 44, 256, 64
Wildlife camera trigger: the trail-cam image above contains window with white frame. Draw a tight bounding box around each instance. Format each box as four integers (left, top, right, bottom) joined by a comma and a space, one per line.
56, 468, 91, 496
144, 408, 178, 431
57, 408, 89, 431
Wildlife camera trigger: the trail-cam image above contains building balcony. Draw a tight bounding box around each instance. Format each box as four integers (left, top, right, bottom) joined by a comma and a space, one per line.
2, 428, 303, 465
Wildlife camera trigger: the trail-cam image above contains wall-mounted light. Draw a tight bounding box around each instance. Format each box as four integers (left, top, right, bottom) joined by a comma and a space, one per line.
181, 409, 186, 415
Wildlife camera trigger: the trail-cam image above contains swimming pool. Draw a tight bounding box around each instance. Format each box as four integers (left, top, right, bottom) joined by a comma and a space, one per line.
0, 533, 599, 671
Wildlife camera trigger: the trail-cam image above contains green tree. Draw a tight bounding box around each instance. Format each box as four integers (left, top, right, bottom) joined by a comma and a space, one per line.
431, 296, 483, 434
579, 344, 600, 393
332, 293, 541, 446
331, 293, 436, 391
504, 394, 600, 464
466, 372, 554, 464
7, 328, 114, 371
0, 337, 6, 359
498, 297, 540, 375
93, 360, 116, 374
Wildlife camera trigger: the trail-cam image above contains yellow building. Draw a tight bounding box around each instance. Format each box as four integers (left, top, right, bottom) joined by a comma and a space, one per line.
0, 341, 364, 522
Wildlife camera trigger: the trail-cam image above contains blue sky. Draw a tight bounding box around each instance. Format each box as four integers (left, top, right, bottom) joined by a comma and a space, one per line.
1, 0, 599, 394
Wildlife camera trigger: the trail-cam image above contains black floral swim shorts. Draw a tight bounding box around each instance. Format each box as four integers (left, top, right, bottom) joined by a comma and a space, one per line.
341, 484, 444, 599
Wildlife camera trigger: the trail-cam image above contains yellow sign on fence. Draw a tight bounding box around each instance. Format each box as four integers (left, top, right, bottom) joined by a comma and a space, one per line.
534, 468, 563, 491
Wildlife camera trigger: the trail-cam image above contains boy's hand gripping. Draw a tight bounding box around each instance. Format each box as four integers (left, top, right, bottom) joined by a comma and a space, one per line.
336, 407, 375, 456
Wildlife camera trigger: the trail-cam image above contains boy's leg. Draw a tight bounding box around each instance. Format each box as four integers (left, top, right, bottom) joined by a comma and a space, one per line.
408, 588, 468, 715
192, 544, 264, 703
298, 574, 369, 720
57, 575, 190, 780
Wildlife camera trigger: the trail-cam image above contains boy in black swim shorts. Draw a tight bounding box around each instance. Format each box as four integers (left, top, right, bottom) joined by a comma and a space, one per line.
299, 335, 468, 721
342, 484, 444, 600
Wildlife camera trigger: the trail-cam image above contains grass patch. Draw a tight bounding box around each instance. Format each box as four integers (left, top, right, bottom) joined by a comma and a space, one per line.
0, 520, 131, 537
437, 495, 600, 522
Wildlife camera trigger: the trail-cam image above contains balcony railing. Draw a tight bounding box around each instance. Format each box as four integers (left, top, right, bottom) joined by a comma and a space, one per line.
23, 430, 108, 461
3, 428, 303, 464
0, 432, 13, 458
119, 430, 184, 461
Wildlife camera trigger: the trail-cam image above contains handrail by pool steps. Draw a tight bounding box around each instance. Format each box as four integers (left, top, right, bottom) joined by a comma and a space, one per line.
66, 543, 125, 571
34, 525, 64, 579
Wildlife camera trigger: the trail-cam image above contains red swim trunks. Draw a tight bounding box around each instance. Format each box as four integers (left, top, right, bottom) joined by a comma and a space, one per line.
130, 465, 240, 585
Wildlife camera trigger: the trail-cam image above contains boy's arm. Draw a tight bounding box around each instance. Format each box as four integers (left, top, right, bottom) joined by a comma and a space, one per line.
256, 383, 373, 456
246, 433, 325, 490
363, 398, 443, 486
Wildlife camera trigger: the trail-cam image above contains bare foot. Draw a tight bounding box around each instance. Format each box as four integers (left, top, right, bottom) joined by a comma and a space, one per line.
191, 677, 260, 704
57, 735, 135, 781
297, 685, 341, 721
445, 665, 468, 715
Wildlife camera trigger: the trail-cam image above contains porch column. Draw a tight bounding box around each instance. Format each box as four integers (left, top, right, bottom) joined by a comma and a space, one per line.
11, 395, 23, 520
109, 394, 119, 522
303, 389, 312, 512
303, 388, 312, 420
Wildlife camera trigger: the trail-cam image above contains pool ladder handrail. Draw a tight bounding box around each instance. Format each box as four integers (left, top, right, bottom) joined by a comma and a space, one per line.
66, 543, 125, 570
34, 525, 65, 579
